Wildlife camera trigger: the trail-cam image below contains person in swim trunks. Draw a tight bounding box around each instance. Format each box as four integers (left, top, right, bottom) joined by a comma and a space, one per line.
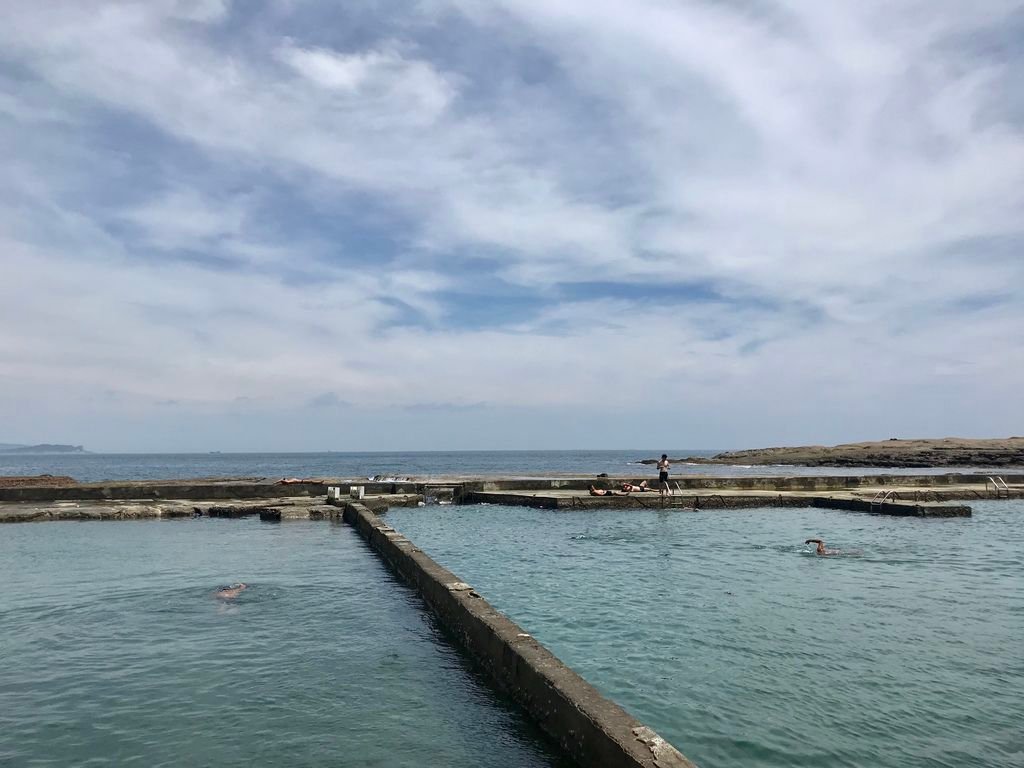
657, 454, 671, 497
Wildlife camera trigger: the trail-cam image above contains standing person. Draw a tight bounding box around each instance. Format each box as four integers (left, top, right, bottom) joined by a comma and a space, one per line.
657, 454, 671, 497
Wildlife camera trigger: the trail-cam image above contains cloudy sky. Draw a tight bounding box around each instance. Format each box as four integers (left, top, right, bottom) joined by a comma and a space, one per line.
1, 0, 1022, 452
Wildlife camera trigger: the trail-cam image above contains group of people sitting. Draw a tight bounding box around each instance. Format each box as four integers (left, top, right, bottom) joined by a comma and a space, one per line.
589, 480, 657, 496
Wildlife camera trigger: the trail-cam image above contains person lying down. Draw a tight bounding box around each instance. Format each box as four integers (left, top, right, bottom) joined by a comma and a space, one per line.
620, 481, 656, 493
590, 481, 657, 496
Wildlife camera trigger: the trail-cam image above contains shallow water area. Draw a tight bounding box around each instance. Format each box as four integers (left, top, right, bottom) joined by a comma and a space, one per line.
386, 501, 1024, 768
0, 518, 569, 767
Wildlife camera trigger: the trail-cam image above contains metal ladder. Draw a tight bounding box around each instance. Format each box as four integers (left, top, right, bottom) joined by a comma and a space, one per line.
986, 476, 1010, 498
870, 489, 899, 512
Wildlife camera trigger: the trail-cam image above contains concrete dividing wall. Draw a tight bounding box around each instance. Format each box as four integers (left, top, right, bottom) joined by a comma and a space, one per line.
4, 473, 1019, 503
0, 482, 328, 503
811, 497, 971, 517
464, 473, 1024, 494
340, 501, 696, 768
0, 481, 426, 503
461, 491, 821, 510
460, 491, 561, 508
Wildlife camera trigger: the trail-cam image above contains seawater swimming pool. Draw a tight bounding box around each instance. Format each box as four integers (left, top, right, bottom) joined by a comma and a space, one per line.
0, 518, 570, 767
386, 501, 1024, 768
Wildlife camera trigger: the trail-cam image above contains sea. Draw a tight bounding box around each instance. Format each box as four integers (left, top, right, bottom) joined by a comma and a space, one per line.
0, 449, 1008, 483
2, 451, 1021, 767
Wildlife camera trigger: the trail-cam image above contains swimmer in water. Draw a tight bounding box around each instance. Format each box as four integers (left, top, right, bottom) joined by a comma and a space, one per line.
805, 538, 838, 556
215, 582, 247, 599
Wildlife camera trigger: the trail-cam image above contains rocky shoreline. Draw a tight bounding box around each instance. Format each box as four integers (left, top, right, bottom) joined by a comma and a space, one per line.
644, 438, 1024, 468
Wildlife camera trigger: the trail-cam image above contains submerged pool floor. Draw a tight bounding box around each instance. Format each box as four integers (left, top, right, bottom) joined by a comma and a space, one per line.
0, 518, 569, 767
387, 501, 1024, 768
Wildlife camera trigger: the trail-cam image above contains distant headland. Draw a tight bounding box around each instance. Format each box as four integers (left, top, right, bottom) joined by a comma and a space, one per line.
0, 444, 87, 454
645, 437, 1024, 468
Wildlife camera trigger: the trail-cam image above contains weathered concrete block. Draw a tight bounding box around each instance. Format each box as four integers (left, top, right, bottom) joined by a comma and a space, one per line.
811, 497, 971, 517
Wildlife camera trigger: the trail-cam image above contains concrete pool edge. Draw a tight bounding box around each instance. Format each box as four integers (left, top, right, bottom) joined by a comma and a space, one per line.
339, 500, 697, 768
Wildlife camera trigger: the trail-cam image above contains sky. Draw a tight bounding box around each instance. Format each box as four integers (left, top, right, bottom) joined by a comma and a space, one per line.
1, 0, 1023, 452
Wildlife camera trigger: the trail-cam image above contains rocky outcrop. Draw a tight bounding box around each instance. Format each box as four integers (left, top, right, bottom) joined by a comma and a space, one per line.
661, 437, 1024, 468
0, 444, 85, 454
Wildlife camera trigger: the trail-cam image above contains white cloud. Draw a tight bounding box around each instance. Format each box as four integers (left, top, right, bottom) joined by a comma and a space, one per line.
170, 0, 231, 23
0, 0, 1022, 447
278, 43, 457, 121
121, 188, 248, 250
280, 46, 385, 91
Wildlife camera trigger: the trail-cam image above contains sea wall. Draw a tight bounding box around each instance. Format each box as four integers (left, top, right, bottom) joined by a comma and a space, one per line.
460, 491, 817, 510
462, 473, 1024, 494
811, 497, 971, 517
0, 504, 193, 523
340, 500, 696, 768
0, 482, 328, 503
3, 473, 1019, 504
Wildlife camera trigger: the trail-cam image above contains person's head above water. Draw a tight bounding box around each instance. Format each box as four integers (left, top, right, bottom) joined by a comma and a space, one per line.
805, 538, 828, 555
215, 582, 248, 599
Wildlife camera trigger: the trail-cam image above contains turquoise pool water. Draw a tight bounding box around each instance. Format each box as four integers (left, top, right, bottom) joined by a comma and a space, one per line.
387, 501, 1024, 768
0, 518, 570, 767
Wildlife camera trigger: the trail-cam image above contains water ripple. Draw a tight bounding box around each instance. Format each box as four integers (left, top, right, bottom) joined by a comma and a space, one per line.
388, 500, 1024, 768
0, 518, 570, 768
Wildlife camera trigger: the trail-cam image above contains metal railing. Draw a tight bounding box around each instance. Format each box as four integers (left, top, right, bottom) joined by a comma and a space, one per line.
870, 489, 899, 512
986, 476, 1010, 498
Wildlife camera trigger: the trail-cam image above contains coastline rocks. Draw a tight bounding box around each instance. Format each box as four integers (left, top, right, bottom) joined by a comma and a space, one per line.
649, 437, 1024, 468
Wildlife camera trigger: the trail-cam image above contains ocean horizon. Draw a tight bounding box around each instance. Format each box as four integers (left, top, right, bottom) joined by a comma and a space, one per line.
0, 449, 1011, 484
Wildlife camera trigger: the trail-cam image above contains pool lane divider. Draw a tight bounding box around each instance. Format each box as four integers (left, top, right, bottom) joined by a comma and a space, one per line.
337, 500, 698, 768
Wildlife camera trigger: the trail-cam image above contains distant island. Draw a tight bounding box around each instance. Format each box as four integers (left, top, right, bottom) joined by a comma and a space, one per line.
644, 437, 1024, 468
0, 444, 87, 454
